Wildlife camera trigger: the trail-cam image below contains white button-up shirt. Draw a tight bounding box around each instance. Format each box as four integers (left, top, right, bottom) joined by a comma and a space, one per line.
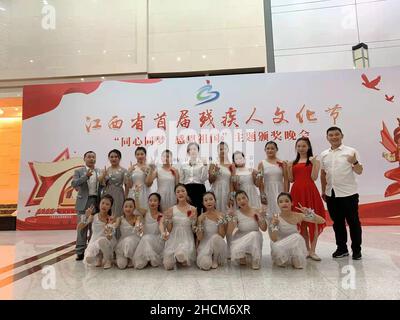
320, 144, 360, 197
86, 166, 98, 196
179, 161, 208, 184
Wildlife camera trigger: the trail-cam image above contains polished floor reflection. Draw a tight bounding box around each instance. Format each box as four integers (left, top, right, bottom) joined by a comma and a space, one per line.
0, 227, 399, 300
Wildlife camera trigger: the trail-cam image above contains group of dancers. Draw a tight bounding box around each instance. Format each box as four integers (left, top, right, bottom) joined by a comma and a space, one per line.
72, 126, 364, 271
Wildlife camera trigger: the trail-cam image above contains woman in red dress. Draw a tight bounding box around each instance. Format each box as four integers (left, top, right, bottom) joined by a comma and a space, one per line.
287, 137, 326, 261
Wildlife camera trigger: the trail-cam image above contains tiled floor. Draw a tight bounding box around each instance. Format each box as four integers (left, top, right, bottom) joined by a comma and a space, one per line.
0, 227, 399, 300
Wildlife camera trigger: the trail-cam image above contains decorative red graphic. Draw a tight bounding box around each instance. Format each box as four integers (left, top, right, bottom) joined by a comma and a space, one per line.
381, 118, 400, 197
26, 149, 75, 206
385, 95, 395, 103
18, 149, 84, 230
23, 79, 161, 120
361, 74, 381, 91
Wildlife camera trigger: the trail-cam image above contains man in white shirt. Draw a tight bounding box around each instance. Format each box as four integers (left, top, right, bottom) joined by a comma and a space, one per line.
320, 127, 363, 260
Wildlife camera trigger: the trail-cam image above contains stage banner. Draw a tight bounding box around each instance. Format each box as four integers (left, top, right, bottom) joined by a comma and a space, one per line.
17, 67, 400, 230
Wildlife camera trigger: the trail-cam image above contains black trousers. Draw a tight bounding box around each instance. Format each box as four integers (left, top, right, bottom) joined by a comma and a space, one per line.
326, 190, 362, 253
185, 183, 207, 215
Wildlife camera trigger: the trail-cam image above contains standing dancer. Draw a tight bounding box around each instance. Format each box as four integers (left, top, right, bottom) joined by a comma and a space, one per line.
145, 149, 179, 211
100, 149, 128, 217
288, 137, 326, 261
232, 151, 260, 208
127, 147, 151, 210
257, 141, 289, 222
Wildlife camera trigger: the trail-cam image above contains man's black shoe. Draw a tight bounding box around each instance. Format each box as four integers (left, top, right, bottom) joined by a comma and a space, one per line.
352, 252, 362, 260
332, 249, 349, 258
75, 254, 84, 261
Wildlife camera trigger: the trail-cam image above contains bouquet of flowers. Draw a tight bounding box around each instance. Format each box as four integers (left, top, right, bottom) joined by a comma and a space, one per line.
190, 214, 198, 233
133, 184, 142, 198
256, 166, 264, 179
211, 164, 221, 178
194, 222, 204, 233
216, 216, 226, 226
269, 213, 279, 232
260, 192, 268, 205
104, 221, 115, 238
303, 208, 316, 220
134, 222, 144, 237
160, 230, 169, 240
225, 214, 238, 224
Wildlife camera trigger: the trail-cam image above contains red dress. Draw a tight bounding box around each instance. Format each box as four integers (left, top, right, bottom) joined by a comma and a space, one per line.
290, 162, 326, 242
